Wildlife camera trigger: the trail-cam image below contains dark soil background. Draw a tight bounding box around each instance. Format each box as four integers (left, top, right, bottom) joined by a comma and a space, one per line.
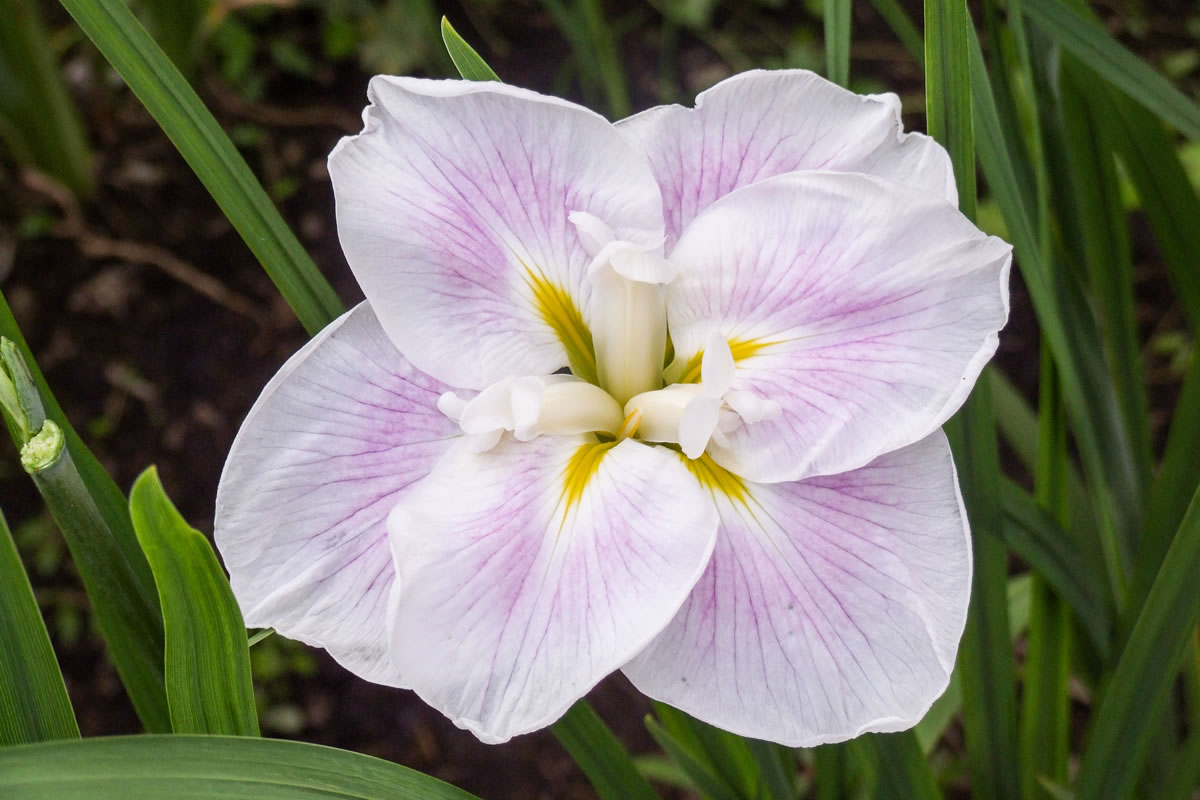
0, 1, 1194, 797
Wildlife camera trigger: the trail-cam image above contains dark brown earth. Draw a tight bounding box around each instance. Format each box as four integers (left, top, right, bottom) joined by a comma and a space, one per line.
0, 1, 1192, 798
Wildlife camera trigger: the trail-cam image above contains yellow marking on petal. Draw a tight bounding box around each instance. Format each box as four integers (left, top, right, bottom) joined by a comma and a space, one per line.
676, 338, 776, 384
560, 441, 618, 518
682, 452, 749, 505
522, 268, 598, 385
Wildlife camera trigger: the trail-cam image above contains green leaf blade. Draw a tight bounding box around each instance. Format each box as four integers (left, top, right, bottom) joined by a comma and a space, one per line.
1022, 0, 1200, 141
923, 0, 976, 217
0, 297, 170, 733
0, 735, 481, 799
0, 509, 80, 746
864, 731, 942, 800
1076, 484, 1200, 800
440, 17, 500, 82
56, 0, 343, 336
824, 0, 852, 86
551, 701, 660, 800
129, 468, 258, 737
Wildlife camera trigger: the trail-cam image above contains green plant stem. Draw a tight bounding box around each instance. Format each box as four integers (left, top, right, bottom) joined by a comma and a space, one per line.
1019, 346, 1072, 798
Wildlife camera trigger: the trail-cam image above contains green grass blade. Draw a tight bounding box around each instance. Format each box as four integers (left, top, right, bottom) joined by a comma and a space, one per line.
924, 0, 976, 217
0, 332, 169, 733
748, 739, 796, 800
652, 703, 764, 799
56, 0, 343, 336
0, 735, 481, 799
439, 17, 500, 82
864, 732, 941, 800
925, 3, 1020, 796
551, 701, 660, 800
1057, 59, 1153, 493
1021, 0, 1200, 140
1075, 484, 1200, 800
0, 508, 80, 746
539, 0, 631, 118
1102, 87, 1200, 331
946, 390, 1021, 800
0, 0, 94, 198
1000, 479, 1111, 656
1162, 719, 1200, 800
1130, 353, 1200, 631
813, 744, 849, 800
579, 0, 631, 118
129, 469, 258, 737
645, 716, 742, 800
1019, 348, 1072, 797
824, 0, 852, 86
867, 0, 924, 66
970, 34, 1142, 595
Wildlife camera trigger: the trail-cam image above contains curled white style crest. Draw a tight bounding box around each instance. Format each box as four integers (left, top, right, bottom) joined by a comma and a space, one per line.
215, 70, 1011, 745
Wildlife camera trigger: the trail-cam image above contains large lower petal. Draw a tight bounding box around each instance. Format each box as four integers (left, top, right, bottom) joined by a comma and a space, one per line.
215, 303, 459, 686
618, 69, 955, 248
666, 171, 1011, 483
624, 432, 969, 746
329, 77, 665, 390
386, 436, 718, 743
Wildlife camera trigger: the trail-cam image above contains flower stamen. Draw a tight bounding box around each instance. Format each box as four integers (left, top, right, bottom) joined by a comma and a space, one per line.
616, 408, 643, 441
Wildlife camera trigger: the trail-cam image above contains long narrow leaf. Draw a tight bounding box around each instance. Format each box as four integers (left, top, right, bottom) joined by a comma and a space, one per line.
0, 735, 481, 799
0, 508, 79, 746
1000, 479, 1111, 656
0, 293, 160, 622
1130, 353, 1200, 631
645, 716, 742, 800
1057, 59, 1152, 492
56, 0, 343, 335
1102, 86, 1200, 332
1075, 484, 1200, 800
926, 3, 1020, 797
865, 732, 941, 800
551, 701, 659, 800
824, 0, 852, 86
0, 334, 169, 732
946, 391, 1021, 800
970, 34, 1142, 595
1019, 348, 1072, 796
652, 703, 763, 799
923, 0, 975, 216
129, 469, 258, 736
0, 0, 94, 197
1021, 0, 1200, 141
439, 17, 500, 82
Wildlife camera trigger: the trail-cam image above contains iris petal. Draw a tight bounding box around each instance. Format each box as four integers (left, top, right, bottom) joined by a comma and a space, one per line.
329, 77, 665, 390
624, 432, 969, 746
618, 69, 957, 249
665, 171, 1011, 483
385, 436, 718, 743
215, 303, 459, 686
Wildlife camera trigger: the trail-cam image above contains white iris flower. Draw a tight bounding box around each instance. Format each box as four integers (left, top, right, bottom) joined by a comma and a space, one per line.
215, 70, 1011, 745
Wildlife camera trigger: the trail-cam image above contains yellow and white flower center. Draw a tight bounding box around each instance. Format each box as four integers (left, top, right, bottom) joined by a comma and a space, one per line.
440, 221, 777, 457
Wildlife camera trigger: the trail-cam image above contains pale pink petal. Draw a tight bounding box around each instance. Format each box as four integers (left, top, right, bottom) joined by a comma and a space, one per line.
386, 437, 718, 743
329, 77, 665, 390
618, 69, 955, 248
666, 171, 1011, 483
214, 303, 459, 685
624, 432, 969, 746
